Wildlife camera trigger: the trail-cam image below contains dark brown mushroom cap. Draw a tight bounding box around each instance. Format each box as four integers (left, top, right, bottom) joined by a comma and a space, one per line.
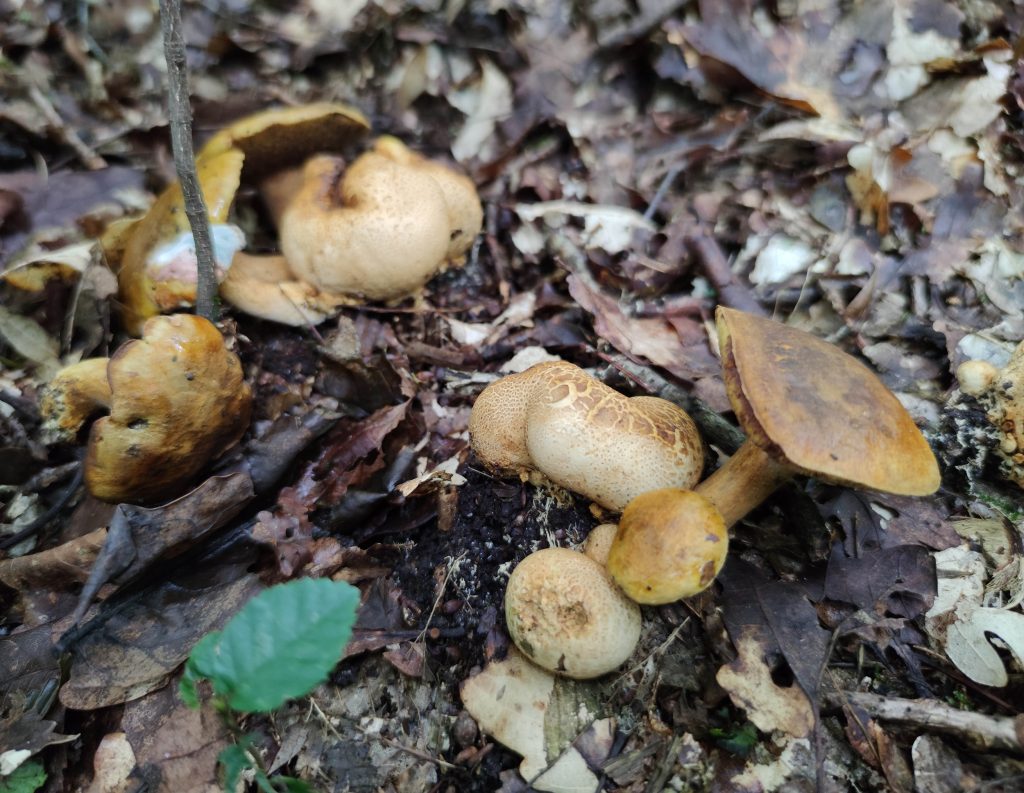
198, 102, 370, 178
716, 306, 940, 496
85, 314, 252, 504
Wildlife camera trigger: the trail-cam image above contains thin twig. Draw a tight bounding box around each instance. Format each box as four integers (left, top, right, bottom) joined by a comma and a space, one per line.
826, 690, 1024, 752
600, 352, 745, 454
158, 0, 218, 322
26, 84, 107, 170
683, 231, 766, 316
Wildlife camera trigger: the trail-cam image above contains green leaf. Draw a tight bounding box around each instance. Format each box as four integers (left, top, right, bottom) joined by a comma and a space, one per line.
218, 743, 254, 793
0, 760, 47, 793
275, 777, 316, 793
186, 578, 359, 713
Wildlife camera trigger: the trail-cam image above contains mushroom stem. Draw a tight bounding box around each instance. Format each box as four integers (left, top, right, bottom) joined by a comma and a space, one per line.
40, 358, 113, 441
694, 441, 792, 528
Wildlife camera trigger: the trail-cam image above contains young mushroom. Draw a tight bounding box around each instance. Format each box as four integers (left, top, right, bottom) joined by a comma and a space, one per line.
469, 361, 704, 512
504, 547, 641, 679
111, 103, 370, 334
607, 489, 728, 604
40, 315, 251, 504
954, 343, 1024, 488
607, 307, 941, 603
274, 137, 483, 301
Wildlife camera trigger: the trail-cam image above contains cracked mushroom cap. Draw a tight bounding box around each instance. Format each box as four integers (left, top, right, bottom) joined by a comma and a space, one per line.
64, 315, 251, 504
469, 361, 704, 512
504, 547, 641, 679
607, 489, 728, 604
278, 138, 482, 301
716, 306, 940, 495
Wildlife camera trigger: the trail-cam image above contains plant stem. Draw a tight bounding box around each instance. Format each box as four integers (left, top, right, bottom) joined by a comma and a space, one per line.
159, 0, 218, 323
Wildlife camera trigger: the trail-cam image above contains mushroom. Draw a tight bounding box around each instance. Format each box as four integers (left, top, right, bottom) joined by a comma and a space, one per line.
954, 343, 1024, 488
219, 252, 347, 327
581, 523, 617, 566
606, 489, 727, 604
275, 137, 483, 301
607, 307, 941, 603
111, 103, 370, 334
504, 547, 641, 679
469, 361, 704, 512
40, 314, 251, 504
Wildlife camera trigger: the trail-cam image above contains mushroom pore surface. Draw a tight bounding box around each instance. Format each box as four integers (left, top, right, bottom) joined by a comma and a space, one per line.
504, 547, 641, 678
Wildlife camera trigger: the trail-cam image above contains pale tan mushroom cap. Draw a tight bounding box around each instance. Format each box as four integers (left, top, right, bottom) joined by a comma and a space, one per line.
279, 153, 452, 300
582, 523, 617, 566
504, 547, 641, 679
85, 314, 252, 504
468, 364, 554, 473
607, 489, 728, 605
717, 306, 940, 496
220, 252, 349, 326
277, 138, 482, 303
526, 365, 704, 511
372, 136, 483, 259
470, 361, 703, 511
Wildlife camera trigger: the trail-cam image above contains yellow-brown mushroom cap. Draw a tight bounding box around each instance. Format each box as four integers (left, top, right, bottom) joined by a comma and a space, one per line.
504, 547, 641, 679
39, 358, 113, 442
607, 489, 728, 605
716, 306, 940, 496
84, 314, 252, 504
117, 149, 245, 336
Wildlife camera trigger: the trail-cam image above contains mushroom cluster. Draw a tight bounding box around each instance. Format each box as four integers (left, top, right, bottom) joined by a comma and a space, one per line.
607, 307, 940, 604
469, 360, 704, 512
107, 105, 483, 333
473, 308, 942, 678
40, 314, 251, 504
955, 343, 1024, 488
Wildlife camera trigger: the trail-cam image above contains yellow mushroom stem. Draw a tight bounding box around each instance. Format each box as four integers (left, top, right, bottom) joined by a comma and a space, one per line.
693, 442, 793, 528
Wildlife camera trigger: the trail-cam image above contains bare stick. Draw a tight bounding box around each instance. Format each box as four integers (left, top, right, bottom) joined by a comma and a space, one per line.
158, 0, 218, 322
827, 690, 1024, 752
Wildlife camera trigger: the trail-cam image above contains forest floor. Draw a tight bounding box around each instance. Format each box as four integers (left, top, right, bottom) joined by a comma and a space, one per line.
2, 0, 1024, 791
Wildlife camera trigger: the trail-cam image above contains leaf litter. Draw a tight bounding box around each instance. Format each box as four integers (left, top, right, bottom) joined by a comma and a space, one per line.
1, 0, 1024, 791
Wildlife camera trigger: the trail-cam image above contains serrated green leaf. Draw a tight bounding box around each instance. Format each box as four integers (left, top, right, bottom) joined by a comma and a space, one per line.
188, 578, 359, 713
0, 760, 47, 793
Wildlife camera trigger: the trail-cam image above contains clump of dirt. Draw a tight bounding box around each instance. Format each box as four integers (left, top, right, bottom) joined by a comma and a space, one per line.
389, 465, 598, 677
